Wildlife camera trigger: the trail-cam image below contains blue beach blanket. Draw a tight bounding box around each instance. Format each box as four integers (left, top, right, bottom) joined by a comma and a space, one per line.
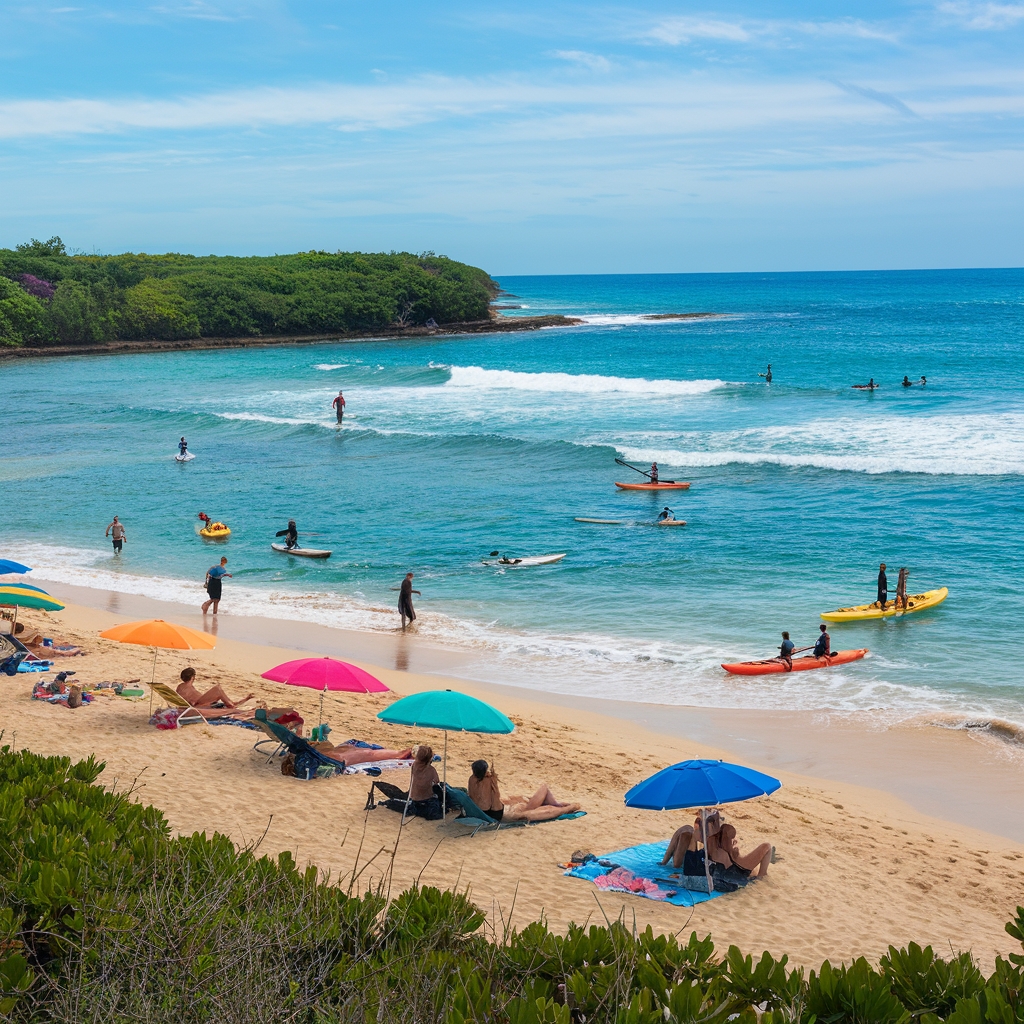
565, 841, 721, 908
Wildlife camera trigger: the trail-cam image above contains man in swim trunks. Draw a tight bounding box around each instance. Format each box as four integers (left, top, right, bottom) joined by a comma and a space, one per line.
332, 390, 346, 424
877, 562, 888, 611
105, 516, 127, 554
812, 624, 831, 658
202, 557, 231, 614
779, 631, 794, 670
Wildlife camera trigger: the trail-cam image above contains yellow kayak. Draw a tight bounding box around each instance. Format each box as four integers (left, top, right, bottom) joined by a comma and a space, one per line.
821, 587, 948, 623
199, 522, 231, 539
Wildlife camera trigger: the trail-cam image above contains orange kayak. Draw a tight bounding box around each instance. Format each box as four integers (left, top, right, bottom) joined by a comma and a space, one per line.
722, 648, 868, 676
615, 481, 691, 490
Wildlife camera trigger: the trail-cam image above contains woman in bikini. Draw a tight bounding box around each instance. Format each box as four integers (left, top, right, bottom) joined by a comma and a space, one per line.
467, 760, 580, 822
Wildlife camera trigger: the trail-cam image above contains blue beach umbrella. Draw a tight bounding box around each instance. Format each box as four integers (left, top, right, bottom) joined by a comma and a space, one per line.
0, 560, 32, 575
625, 759, 781, 894
378, 689, 515, 815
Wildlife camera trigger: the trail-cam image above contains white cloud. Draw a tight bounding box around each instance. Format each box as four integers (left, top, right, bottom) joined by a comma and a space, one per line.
551, 50, 612, 72
793, 19, 900, 43
643, 17, 751, 45
938, 1, 1024, 29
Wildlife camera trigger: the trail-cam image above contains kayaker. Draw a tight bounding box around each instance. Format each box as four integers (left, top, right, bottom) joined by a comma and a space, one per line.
877, 562, 888, 611
812, 624, 831, 658
332, 390, 346, 425
658, 507, 674, 521
276, 520, 299, 550
779, 631, 795, 670
902, 375, 912, 387
649, 462, 659, 484
758, 364, 772, 383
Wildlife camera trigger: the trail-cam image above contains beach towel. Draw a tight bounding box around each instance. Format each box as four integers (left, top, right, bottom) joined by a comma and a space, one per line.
565, 842, 723, 908
343, 758, 415, 775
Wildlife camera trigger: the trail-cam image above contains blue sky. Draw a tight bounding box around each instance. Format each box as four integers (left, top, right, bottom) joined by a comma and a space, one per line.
1, 1, 1022, 272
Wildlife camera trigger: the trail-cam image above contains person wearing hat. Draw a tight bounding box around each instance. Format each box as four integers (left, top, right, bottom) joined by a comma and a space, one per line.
877, 562, 888, 611
812, 623, 831, 658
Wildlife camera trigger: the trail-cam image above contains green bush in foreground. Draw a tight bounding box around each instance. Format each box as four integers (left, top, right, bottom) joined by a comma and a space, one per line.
0, 237, 498, 346
0, 745, 1022, 1023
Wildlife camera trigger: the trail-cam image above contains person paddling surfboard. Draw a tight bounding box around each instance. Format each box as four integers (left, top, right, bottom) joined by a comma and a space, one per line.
276, 520, 299, 550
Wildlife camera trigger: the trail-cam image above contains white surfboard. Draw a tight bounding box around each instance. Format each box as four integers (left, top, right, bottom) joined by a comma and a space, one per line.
271, 543, 332, 559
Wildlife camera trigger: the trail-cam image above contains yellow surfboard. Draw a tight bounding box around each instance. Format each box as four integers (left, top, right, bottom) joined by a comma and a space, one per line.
821, 587, 948, 623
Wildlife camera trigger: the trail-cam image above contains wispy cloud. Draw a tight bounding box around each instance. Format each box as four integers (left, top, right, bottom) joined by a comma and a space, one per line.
937, 1, 1024, 29
830, 80, 918, 117
149, 2, 237, 21
643, 17, 751, 45
551, 50, 612, 72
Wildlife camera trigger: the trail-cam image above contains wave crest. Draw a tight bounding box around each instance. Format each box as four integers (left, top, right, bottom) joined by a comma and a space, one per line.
445, 365, 727, 396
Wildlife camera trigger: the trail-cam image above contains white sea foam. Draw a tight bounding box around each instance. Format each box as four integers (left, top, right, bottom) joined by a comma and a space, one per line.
444, 365, 727, 396
314, 363, 348, 371
617, 412, 1024, 476
574, 313, 725, 327
11, 541, 1023, 730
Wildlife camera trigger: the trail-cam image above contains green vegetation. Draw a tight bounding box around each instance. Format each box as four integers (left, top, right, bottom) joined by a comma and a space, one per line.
0, 237, 497, 347
2, 744, 1023, 1023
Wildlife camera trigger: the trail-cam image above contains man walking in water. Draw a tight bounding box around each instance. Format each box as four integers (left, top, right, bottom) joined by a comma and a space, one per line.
332, 390, 346, 425
758, 364, 772, 383
398, 572, 420, 629
202, 556, 231, 615
877, 562, 888, 611
105, 515, 127, 554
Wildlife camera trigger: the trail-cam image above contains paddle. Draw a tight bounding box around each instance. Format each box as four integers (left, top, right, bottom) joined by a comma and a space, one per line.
614, 457, 676, 484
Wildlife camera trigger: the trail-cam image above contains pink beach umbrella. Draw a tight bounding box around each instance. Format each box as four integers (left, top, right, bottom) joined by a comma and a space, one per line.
261, 657, 389, 693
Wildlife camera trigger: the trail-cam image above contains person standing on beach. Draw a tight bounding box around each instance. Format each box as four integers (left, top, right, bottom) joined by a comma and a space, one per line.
105, 516, 127, 554
398, 572, 420, 629
332, 390, 346, 425
202, 556, 231, 615
877, 562, 888, 611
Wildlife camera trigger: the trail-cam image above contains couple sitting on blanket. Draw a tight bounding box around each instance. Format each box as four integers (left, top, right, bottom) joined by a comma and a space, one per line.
661, 809, 772, 879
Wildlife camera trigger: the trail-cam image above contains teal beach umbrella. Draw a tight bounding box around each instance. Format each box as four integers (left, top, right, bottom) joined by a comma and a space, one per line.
378, 689, 515, 816
0, 583, 65, 612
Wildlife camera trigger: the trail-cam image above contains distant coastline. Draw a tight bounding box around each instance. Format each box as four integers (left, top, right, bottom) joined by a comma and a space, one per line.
0, 313, 584, 360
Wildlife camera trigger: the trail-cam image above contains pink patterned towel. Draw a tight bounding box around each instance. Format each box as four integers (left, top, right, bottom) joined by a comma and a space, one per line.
593, 867, 675, 901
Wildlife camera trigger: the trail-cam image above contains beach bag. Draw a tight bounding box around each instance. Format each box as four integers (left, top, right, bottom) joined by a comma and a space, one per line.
293, 750, 321, 780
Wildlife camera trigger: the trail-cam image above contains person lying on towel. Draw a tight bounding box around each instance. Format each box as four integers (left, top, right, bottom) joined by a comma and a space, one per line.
468, 759, 581, 822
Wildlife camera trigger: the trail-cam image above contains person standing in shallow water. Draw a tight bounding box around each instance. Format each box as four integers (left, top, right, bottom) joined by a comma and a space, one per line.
398, 573, 420, 629
877, 562, 888, 611
332, 390, 345, 425
202, 557, 231, 615
105, 515, 127, 554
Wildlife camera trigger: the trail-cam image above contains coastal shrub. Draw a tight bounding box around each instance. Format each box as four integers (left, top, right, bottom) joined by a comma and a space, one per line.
0, 278, 48, 347
2, 746, 1024, 1024
0, 239, 497, 346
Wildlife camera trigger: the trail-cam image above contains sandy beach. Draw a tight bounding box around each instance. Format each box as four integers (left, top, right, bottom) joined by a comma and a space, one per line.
5, 586, 1023, 973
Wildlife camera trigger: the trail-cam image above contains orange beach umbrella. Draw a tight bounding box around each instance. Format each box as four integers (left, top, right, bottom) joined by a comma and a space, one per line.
99, 618, 216, 710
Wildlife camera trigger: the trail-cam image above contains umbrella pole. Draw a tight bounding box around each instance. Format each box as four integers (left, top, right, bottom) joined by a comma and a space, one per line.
318, 684, 326, 733
701, 807, 712, 896
148, 647, 158, 714
442, 730, 448, 817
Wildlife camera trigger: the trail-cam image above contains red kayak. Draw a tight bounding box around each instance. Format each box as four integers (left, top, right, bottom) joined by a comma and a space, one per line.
722, 648, 868, 676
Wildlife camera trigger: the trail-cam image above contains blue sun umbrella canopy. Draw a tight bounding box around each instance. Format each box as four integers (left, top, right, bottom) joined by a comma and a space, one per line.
377, 689, 514, 734
0, 560, 32, 575
624, 759, 781, 811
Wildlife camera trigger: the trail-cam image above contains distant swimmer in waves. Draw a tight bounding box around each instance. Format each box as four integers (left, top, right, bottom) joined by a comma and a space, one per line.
178, 437, 188, 456
778, 631, 795, 671
902, 375, 913, 387
658, 507, 675, 521
877, 562, 888, 611
332, 390, 346, 425
919, 376, 927, 386
812, 623, 831, 658
276, 520, 298, 550
649, 462, 659, 484
758, 363, 772, 383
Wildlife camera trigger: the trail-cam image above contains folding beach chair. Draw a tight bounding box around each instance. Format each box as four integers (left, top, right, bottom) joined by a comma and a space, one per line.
258, 718, 346, 780
150, 681, 255, 728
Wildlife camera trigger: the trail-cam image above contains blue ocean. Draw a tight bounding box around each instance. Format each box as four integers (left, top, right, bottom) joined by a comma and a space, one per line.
3, 269, 1023, 731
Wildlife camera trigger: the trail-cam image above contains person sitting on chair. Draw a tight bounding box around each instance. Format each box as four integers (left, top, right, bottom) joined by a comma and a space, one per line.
176, 667, 253, 709
467, 759, 580, 822
408, 745, 443, 819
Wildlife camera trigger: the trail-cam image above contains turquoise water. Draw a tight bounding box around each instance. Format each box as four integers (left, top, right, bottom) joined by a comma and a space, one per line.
3, 269, 1023, 730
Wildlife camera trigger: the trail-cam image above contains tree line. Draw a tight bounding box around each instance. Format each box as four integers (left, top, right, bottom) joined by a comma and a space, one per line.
0, 237, 498, 346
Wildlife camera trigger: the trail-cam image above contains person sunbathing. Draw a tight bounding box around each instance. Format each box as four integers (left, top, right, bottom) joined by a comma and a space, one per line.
468, 759, 580, 822
703, 811, 772, 878
660, 823, 700, 868
177, 667, 253, 709
312, 739, 414, 766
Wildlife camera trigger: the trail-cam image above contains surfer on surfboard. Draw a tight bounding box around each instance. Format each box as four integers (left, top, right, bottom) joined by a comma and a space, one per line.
658, 507, 675, 521
275, 520, 299, 550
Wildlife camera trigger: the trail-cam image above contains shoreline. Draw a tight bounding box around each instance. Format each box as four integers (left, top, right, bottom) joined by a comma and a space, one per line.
27, 576, 1024, 844
0, 313, 584, 361
5, 589, 1023, 970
